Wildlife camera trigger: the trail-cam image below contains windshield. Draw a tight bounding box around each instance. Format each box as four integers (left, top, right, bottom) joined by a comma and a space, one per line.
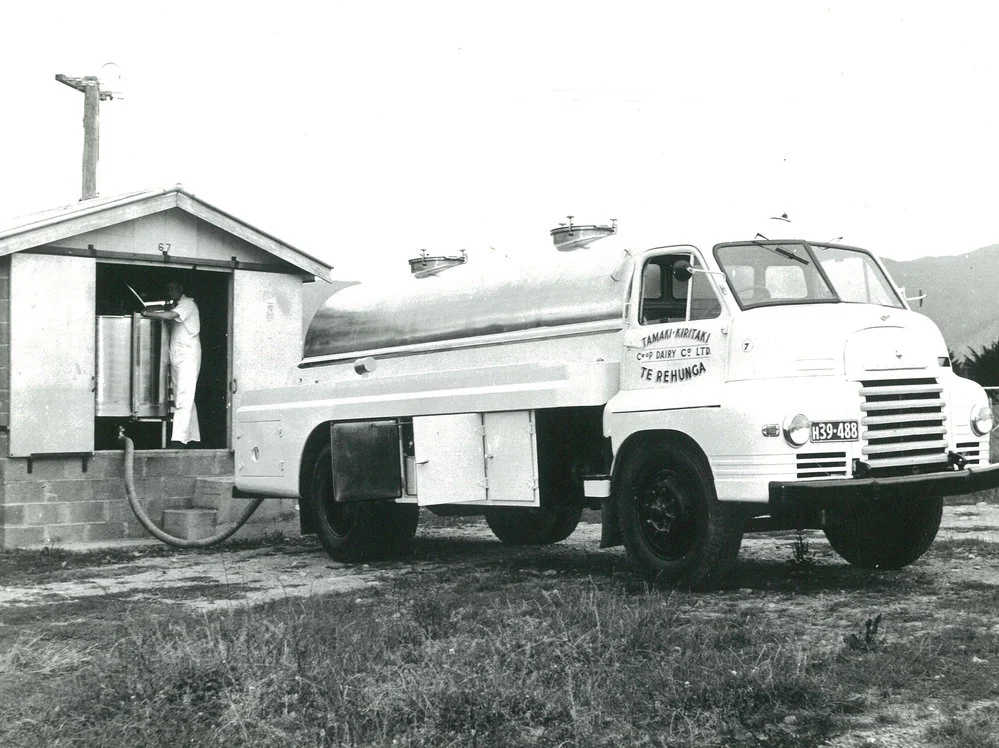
714, 241, 905, 310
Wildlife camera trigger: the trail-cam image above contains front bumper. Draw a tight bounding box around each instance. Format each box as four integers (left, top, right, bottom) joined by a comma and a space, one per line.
769, 462, 999, 512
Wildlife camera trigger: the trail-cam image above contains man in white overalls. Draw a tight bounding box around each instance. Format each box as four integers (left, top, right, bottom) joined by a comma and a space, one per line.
143, 279, 201, 448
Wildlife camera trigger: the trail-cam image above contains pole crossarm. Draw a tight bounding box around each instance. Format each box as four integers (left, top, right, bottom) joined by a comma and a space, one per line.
55, 74, 114, 100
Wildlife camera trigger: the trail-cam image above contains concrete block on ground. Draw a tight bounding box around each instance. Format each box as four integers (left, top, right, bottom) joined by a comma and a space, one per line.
162, 508, 217, 541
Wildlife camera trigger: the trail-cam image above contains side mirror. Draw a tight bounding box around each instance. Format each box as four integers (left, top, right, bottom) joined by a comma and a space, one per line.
906, 288, 926, 308
673, 260, 693, 283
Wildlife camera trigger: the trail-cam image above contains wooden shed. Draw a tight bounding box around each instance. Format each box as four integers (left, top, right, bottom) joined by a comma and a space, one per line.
0, 185, 333, 548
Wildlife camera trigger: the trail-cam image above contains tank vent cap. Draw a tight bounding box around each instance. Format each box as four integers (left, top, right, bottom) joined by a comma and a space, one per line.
550, 216, 617, 251
408, 249, 468, 277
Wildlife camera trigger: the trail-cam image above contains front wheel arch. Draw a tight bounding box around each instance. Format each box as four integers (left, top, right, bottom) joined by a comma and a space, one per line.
614, 433, 742, 589
603, 430, 714, 549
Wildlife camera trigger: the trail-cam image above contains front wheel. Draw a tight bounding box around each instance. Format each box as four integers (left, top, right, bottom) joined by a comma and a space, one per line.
823, 495, 943, 569
617, 440, 742, 590
309, 445, 419, 562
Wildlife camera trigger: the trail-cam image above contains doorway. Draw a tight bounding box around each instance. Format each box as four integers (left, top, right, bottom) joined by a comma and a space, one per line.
94, 263, 230, 450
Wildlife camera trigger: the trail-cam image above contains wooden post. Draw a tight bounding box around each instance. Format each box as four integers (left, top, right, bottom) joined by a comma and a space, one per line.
55, 73, 114, 201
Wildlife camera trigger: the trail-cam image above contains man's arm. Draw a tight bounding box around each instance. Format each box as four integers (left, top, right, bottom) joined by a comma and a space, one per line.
141, 309, 180, 321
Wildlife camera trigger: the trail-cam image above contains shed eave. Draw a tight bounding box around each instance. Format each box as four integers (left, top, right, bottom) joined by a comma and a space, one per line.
0, 186, 334, 282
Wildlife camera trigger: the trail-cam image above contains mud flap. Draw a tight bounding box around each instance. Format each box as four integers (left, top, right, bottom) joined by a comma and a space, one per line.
600, 496, 622, 548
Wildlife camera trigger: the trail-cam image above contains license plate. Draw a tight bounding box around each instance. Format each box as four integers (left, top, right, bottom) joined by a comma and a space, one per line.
810, 420, 859, 442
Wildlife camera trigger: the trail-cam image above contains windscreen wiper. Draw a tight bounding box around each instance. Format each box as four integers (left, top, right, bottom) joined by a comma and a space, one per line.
752, 235, 810, 265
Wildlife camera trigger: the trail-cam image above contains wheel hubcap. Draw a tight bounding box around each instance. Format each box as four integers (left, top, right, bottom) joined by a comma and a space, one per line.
636, 470, 696, 560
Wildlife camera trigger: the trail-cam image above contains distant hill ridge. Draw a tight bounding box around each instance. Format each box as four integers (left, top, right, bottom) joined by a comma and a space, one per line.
883, 244, 999, 359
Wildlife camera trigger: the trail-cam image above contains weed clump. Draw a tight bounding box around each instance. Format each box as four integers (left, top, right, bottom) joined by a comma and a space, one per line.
785, 530, 817, 568
844, 613, 885, 652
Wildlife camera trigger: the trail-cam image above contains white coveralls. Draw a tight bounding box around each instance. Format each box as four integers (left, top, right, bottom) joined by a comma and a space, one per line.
169, 295, 201, 444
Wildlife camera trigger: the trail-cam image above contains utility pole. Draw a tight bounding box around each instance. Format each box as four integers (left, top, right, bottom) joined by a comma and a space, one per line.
55, 73, 115, 200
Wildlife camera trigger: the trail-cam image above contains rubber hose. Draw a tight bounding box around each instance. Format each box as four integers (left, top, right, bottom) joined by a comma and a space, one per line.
120, 431, 266, 548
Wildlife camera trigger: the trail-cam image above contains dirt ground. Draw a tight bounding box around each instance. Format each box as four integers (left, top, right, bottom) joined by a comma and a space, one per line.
2, 501, 997, 613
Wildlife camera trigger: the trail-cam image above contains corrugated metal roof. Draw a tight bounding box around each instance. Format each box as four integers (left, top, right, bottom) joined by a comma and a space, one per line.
0, 184, 334, 281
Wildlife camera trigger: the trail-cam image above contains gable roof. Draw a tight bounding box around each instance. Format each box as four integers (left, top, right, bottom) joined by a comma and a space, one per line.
0, 184, 333, 281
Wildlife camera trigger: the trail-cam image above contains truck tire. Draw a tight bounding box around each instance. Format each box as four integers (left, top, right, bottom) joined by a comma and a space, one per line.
823, 495, 943, 569
309, 446, 419, 562
483, 503, 584, 545
617, 440, 743, 590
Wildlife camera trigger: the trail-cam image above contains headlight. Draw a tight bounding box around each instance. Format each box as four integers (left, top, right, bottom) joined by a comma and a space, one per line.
971, 405, 993, 437
783, 413, 811, 447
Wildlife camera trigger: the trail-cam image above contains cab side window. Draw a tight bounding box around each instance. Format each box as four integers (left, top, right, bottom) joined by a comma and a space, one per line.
640, 256, 687, 324
640, 255, 722, 324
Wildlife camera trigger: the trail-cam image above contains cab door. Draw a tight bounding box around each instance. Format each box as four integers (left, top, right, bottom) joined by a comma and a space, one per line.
620, 246, 730, 397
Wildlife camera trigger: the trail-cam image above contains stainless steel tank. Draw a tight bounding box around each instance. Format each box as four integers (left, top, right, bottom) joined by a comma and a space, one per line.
96, 314, 170, 418
304, 247, 633, 359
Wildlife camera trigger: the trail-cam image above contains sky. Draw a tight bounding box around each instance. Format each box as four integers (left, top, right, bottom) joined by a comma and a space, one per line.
2, 1, 998, 280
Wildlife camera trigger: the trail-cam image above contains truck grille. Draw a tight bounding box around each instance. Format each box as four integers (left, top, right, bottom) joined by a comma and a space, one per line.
860, 378, 948, 474
797, 451, 848, 478
955, 441, 982, 466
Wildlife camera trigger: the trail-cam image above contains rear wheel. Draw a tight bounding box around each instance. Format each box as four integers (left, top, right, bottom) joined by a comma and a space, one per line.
823, 495, 943, 569
617, 440, 743, 590
309, 445, 419, 561
483, 503, 584, 545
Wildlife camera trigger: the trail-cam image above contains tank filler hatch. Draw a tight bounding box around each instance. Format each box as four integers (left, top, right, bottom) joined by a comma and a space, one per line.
408, 249, 468, 278
550, 216, 618, 251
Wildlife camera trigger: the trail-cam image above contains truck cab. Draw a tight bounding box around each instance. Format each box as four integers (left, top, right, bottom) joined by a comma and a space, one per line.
598, 238, 995, 586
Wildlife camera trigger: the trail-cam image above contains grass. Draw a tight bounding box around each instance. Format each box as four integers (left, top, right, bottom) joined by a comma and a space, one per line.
0, 581, 840, 746
1, 539, 998, 747
0, 497, 997, 745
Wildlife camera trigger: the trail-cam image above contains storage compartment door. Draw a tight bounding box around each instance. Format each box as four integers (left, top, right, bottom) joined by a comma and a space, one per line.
483, 410, 540, 506
10, 254, 96, 455
412, 414, 487, 505
231, 271, 303, 446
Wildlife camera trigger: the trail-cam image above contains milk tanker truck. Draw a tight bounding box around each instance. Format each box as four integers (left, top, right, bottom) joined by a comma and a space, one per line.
232, 221, 999, 589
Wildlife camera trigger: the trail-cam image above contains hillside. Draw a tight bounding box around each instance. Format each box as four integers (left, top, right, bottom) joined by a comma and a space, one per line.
884, 244, 999, 359
301, 279, 358, 336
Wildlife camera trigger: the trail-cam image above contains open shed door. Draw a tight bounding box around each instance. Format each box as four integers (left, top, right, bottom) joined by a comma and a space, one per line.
10, 253, 96, 455
231, 271, 303, 447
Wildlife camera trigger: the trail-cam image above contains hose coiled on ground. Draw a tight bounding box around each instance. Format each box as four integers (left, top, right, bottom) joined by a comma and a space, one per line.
120, 429, 265, 548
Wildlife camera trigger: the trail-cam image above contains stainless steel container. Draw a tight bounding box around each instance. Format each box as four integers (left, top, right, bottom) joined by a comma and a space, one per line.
95, 314, 169, 418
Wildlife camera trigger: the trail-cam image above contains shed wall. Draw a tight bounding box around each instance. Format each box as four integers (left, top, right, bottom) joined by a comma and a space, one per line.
0, 450, 301, 549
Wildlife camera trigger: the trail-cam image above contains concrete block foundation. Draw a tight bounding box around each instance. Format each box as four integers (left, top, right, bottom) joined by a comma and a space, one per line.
0, 448, 300, 549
